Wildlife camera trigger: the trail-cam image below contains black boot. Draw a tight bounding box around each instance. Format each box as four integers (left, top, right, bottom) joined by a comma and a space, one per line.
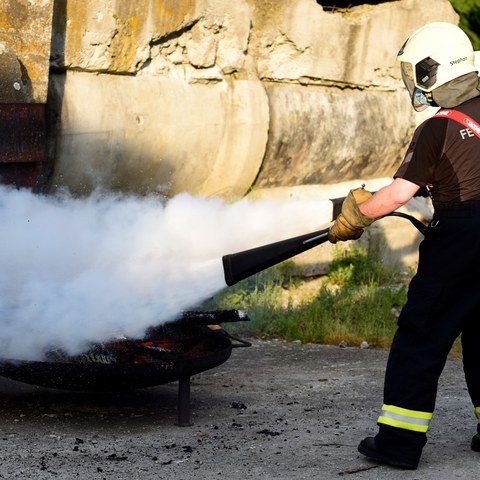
358, 437, 419, 470
471, 434, 480, 452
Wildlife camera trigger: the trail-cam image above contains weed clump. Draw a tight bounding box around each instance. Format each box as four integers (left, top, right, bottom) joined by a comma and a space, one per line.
200, 241, 410, 348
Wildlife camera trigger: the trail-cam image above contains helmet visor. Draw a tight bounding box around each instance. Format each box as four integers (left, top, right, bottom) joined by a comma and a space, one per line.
401, 62, 428, 111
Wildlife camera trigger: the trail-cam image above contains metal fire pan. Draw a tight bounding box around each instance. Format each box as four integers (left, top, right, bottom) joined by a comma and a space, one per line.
0, 326, 234, 392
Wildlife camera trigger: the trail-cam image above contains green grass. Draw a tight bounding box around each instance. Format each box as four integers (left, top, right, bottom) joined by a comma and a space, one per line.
200, 241, 410, 348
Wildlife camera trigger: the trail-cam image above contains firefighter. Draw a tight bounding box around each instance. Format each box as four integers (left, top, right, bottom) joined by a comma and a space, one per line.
328, 22, 480, 469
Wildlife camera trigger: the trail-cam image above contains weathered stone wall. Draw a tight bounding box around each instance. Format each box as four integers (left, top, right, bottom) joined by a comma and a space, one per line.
47, 0, 269, 198
47, 72, 269, 197
248, 0, 458, 187
0, 1, 53, 190
44, 0, 458, 198
0, 0, 53, 102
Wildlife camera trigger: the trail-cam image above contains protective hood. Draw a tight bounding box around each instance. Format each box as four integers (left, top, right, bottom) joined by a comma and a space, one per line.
432, 72, 480, 108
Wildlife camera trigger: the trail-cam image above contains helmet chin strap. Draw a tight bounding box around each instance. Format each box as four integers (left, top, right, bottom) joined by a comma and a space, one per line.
414, 89, 437, 107
411, 88, 438, 111
425, 91, 438, 106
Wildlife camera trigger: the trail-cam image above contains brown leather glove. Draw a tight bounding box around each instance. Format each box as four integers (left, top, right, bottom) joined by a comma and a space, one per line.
328, 187, 375, 244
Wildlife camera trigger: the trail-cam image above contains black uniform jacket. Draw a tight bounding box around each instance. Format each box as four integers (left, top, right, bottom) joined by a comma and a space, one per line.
395, 95, 480, 205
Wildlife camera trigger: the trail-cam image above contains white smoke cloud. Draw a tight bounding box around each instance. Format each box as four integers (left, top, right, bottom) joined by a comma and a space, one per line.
0, 186, 331, 360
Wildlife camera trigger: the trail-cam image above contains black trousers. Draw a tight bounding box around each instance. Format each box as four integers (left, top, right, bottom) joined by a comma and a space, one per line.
376, 205, 480, 458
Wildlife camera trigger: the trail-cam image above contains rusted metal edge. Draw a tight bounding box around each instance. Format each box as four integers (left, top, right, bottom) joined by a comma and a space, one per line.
0, 103, 46, 163
0, 103, 46, 190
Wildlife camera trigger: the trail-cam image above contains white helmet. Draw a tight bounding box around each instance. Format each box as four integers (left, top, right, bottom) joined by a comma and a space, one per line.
397, 22, 476, 111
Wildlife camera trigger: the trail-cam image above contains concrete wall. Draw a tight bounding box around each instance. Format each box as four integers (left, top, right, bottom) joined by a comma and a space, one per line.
44, 0, 458, 198
0, 0, 460, 272
47, 72, 269, 198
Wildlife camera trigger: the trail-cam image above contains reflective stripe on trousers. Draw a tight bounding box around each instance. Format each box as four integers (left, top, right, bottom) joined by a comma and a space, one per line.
475, 407, 480, 423
377, 404, 433, 433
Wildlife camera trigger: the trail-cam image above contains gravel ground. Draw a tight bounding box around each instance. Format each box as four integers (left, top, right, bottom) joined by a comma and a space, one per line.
0, 339, 476, 479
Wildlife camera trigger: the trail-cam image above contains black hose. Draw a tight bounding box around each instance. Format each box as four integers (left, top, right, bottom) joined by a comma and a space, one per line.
383, 211, 428, 235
